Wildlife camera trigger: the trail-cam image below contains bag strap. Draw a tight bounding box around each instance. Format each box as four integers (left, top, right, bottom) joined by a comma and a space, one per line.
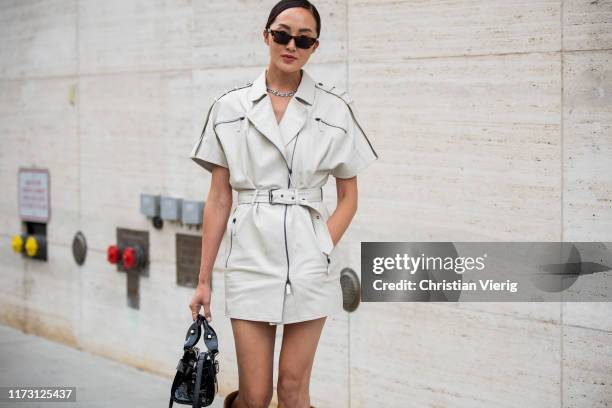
192, 354, 207, 408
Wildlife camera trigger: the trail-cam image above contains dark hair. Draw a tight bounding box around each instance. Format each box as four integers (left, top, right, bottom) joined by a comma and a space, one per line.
265, 0, 321, 38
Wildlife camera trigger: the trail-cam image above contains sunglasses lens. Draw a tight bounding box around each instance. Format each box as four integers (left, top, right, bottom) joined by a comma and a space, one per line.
272, 30, 291, 45
295, 36, 315, 49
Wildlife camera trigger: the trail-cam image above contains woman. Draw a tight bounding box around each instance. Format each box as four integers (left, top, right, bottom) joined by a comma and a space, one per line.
188, 1, 378, 407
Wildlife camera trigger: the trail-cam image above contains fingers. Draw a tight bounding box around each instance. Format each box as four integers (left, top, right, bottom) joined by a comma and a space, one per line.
189, 301, 212, 323
203, 303, 212, 324
190, 303, 200, 321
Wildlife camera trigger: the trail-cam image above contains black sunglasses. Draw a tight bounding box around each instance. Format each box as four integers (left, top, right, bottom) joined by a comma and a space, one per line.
266, 28, 318, 49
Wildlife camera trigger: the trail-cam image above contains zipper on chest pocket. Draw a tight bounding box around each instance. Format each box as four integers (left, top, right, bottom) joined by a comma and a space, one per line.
315, 117, 347, 133
214, 116, 245, 131
225, 212, 238, 268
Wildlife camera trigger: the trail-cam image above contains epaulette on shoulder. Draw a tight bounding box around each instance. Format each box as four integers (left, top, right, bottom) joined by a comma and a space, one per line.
314, 81, 354, 105
214, 81, 253, 103
199, 81, 252, 132
315, 80, 377, 159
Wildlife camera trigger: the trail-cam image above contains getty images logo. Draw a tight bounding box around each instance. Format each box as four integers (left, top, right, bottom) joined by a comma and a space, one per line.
371, 253, 488, 275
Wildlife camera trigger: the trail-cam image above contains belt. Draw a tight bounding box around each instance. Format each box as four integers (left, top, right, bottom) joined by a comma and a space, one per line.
237, 187, 323, 205
236, 187, 333, 255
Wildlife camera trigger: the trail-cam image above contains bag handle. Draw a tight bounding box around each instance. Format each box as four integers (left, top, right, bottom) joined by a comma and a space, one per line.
184, 314, 219, 355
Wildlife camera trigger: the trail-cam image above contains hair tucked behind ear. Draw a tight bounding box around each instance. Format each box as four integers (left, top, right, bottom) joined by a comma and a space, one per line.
265, 0, 321, 38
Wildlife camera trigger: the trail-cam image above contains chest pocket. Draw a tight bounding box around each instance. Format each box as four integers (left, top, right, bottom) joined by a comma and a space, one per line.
314, 117, 347, 135
214, 116, 245, 134
213, 115, 245, 180
313, 116, 348, 155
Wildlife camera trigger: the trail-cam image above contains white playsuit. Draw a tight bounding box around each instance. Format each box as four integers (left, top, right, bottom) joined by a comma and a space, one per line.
190, 68, 378, 325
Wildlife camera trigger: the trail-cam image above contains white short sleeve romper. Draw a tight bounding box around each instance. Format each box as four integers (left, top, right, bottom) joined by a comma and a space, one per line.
190, 68, 379, 325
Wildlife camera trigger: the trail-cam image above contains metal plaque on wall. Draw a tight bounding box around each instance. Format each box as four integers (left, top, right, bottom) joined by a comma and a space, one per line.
176, 233, 205, 288
18, 167, 50, 223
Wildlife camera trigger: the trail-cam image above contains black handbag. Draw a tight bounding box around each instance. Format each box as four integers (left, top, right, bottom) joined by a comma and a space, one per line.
169, 314, 219, 408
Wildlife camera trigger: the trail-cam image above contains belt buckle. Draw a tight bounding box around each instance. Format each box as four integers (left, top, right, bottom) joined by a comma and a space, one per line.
268, 188, 279, 204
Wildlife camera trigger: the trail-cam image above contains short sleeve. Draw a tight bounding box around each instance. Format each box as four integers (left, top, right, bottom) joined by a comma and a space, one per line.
190, 100, 229, 174
331, 98, 379, 179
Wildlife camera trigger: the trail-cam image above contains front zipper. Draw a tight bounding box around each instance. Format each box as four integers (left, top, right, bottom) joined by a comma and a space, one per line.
225, 209, 238, 268
315, 117, 347, 133
283, 130, 303, 296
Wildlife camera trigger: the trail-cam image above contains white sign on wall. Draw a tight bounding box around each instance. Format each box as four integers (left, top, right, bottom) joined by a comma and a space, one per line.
18, 168, 50, 223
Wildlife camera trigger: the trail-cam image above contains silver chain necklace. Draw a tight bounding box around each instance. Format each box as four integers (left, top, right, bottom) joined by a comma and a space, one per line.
266, 86, 297, 97
265, 71, 299, 97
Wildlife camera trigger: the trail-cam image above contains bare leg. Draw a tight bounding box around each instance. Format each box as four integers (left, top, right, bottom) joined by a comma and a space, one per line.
277, 317, 326, 408
230, 318, 277, 408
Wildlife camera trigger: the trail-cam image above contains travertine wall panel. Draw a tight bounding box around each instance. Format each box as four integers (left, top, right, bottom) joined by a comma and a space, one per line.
563, 50, 612, 241
349, 54, 562, 243
351, 303, 561, 408
348, 0, 561, 62
78, 0, 193, 74
562, 49, 612, 408
563, 326, 612, 407
79, 71, 193, 262
0, 0, 77, 78
563, 0, 612, 51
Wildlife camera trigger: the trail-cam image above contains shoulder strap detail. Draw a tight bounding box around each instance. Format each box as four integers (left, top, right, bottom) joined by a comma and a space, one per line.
315, 84, 378, 159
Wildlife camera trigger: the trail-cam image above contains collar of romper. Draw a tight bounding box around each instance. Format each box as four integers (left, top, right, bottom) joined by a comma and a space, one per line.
248, 67, 315, 106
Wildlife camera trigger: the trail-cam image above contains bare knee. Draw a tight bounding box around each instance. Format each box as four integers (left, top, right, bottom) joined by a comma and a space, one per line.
277, 374, 306, 407
238, 388, 273, 408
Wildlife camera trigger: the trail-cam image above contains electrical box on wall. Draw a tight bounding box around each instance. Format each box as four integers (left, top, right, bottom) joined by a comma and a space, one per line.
181, 200, 204, 227
140, 194, 160, 217
161, 196, 182, 221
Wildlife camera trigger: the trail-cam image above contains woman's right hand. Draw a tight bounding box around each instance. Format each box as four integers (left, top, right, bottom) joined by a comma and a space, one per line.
189, 282, 212, 322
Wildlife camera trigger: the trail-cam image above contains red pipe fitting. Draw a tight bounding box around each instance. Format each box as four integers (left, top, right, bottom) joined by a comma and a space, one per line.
107, 245, 122, 264
122, 245, 145, 270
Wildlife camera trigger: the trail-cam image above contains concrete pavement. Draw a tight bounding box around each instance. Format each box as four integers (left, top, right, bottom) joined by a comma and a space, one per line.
0, 324, 224, 408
